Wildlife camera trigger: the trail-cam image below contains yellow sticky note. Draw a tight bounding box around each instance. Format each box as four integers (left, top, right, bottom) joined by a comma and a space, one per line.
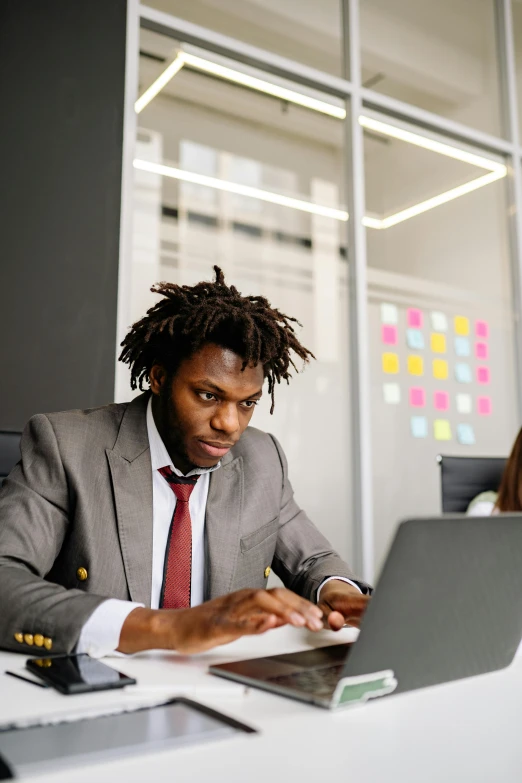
433, 359, 448, 379
434, 419, 452, 441
454, 316, 469, 336
382, 353, 399, 374
407, 355, 424, 376
430, 333, 446, 354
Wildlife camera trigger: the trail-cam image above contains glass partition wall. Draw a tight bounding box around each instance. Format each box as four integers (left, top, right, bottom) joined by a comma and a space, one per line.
119, 0, 522, 582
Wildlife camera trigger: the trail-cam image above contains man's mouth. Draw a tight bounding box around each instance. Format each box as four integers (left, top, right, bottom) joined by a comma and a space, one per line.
197, 440, 235, 458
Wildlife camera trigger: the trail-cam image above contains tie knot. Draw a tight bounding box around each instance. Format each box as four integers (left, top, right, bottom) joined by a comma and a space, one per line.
158, 466, 198, 502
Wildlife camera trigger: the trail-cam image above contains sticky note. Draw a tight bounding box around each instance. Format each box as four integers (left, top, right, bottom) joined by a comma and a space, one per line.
382, 353, 399, 374
434, 391, 449, 411
456, 393, 472, 414
475, 320, 489, 339
407, 329, 425, 350
457, 423, 476, 446
455, 363, 472, 383
430, 311, 448, 332
408, 355, 424, 376
411, 416, 428, 439
434, 419, 452, 441
432, 359, 448, 380
454, 316, 469, 336
407, 308, 423, 328
382, 325, 398, 345
477, 366, 490, 384
409, 387, 425, 408
477, 396, 492, 415
381, 303, 398, 325
454, 337, 470, 357
475, 341, 488, 360
383, 383, 401, 404
430, 333, 446, 354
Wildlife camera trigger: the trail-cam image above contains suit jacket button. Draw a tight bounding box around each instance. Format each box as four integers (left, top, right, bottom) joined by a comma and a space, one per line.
264, 566, 271, 578
24, 634, 34, 646
14, 632, 23, 643
43, 637, 53, 651
34, 634, 44, 647
77, 567, 88, 581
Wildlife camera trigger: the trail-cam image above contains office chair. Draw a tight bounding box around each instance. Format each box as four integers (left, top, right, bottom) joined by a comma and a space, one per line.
437, 454, 507, 514
0, 431, 22, 488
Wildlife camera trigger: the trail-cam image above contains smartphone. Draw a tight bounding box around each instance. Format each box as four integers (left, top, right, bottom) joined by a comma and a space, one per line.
26, 653, 136, 695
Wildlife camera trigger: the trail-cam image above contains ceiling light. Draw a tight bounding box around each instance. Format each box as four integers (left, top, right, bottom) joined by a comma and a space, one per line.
180, 52, 346, 119
135, 53, 184, 113
134, 159, 506, 230
378, 169, 506, 229
133, 159, 349, 221
359, 116, 504, 173
135, 50, 507, 228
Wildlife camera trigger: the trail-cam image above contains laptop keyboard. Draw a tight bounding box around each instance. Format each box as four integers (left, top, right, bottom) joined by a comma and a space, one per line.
267, 664, 344, 697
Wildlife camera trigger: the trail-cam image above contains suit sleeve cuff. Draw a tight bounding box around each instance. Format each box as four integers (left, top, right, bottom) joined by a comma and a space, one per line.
316, 576, 367, 603
76, 599, 144, 658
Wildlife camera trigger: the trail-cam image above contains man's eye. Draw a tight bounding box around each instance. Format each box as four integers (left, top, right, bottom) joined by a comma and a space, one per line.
199, 392, 217, 402
241, 400, 258, 409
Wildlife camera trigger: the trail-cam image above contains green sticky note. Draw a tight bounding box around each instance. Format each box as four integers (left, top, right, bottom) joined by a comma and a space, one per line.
434, 419, 452, 441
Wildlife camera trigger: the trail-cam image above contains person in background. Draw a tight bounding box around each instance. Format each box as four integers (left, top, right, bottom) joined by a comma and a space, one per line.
467, 428, 522, 516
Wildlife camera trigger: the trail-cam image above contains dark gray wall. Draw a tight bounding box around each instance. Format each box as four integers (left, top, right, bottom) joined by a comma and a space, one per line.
0, 0, 128, 429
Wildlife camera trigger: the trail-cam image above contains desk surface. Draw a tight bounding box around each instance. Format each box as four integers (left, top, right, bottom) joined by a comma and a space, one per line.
1, 625, 522, 783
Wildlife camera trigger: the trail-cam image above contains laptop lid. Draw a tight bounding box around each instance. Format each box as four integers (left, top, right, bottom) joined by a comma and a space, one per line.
342, 515, 522, 694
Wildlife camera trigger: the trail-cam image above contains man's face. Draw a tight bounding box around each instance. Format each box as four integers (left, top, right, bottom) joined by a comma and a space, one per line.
149, 343, 264, 473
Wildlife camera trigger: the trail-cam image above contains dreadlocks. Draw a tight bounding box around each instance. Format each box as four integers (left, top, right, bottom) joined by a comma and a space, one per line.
119, 266, 315, 412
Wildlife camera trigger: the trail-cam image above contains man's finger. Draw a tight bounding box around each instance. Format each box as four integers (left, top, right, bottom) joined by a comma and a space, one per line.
251, 589, 323, 631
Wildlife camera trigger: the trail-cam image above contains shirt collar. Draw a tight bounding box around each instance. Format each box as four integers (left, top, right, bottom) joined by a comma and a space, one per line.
146, 395, 221, 477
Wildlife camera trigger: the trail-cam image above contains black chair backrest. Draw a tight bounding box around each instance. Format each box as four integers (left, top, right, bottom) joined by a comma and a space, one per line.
438, 454, 507, 513
0, 431, 22, 488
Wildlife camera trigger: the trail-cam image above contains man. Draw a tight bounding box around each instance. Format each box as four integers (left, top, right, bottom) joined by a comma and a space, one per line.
0, 267, 370, 657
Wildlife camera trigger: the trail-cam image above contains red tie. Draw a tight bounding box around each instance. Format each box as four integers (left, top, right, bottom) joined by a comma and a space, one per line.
158, 466, 199, 609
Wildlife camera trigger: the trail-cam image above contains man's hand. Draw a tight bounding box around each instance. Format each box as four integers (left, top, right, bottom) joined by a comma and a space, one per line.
317, 580, 370, 631
118, 587, 324, 655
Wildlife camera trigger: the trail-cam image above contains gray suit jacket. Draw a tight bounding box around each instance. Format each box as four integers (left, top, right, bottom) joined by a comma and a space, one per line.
0, 392, 360, 654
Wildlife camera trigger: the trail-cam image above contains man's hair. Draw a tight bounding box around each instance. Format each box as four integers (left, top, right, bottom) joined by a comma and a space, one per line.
119, 266, 314, 412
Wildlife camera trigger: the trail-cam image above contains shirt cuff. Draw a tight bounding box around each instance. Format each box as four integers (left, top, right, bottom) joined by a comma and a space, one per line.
316, 576, 363, 604
76, 599, 144, 658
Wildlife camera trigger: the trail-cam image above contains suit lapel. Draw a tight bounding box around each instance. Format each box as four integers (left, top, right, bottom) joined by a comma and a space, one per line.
205, 453, 243, 599
106, 393, 153, 606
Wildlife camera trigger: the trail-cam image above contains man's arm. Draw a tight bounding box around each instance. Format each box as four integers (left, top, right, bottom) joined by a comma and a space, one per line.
268, 434, 372, 604
0, 415, 107, 654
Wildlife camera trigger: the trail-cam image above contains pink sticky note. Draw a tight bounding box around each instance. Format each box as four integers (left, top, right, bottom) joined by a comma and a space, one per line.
407, 308, 423, 329
477, 396, 492, 416
409, 387, 425, 408
477, 366, 490, 384
434, 391, 449, 411
475, 320, 489, 339
475, 341, 488, 360
381, 325, 398, 345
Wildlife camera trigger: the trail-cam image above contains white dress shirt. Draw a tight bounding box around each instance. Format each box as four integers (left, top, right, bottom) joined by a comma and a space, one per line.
78, 397, 360, 657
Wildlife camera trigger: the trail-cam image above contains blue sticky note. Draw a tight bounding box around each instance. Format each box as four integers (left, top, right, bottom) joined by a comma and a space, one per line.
407, 329, 425, 350
410, 416, 428, 438
454, 337, 470, 357
457, 423, 475, 445
455, 363, 472, 383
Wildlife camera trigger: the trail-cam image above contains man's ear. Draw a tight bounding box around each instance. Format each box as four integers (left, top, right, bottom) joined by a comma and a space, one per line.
149, 364, 167, 396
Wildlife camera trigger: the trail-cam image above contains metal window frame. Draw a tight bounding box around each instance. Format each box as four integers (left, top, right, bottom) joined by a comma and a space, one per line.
118, 0, 522, 582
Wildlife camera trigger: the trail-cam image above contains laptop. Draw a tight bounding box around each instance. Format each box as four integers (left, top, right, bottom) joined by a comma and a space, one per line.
210, 516, 522, 708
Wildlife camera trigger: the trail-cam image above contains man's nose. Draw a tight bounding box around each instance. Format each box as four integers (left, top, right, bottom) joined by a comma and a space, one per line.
211, 403, 240, 435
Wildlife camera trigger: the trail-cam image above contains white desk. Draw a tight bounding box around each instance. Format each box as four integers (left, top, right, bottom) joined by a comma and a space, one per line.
2, 626, 522, 783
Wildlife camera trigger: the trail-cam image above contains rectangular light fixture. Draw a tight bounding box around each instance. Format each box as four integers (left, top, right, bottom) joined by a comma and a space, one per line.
135, 49, 507, 228
134, 158, 349, 221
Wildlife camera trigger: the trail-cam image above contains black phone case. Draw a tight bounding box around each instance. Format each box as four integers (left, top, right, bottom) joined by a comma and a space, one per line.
26, 657, 136, 695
